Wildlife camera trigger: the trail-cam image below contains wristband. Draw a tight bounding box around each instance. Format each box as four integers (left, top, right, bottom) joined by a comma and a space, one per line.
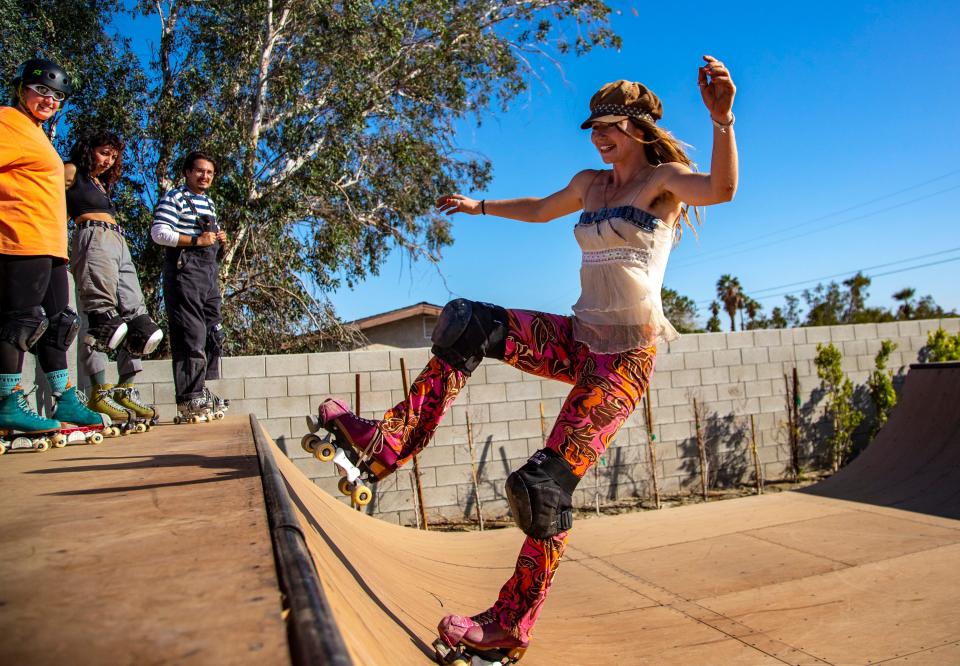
481, 199, 486, 215
190, 235, 199, 246
712, 113, 735, 133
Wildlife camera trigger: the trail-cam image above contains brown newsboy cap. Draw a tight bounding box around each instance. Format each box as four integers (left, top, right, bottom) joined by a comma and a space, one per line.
580, 80, 663, 129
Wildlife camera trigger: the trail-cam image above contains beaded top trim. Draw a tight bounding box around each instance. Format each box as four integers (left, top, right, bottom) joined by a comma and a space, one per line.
582, 247, 652, 266
577, 205, 661, 232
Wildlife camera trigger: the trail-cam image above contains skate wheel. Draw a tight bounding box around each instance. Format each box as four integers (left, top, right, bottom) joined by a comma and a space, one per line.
315, 441, 336, 462
190, 416, 199, 424
120, 427, 130, 436
89, 432, 104, 445
337, 478, 353, 496
110, 427, 121, 437
352, 485, 373, 506
37, 439, 50, 452
301, 434, 320, 454
213, 411, 225, 420
450, 660, 468, 666
173, 416, 181, 425
52, 433, 67, 448
0, 443, 6, 455
135, 423, 147, 433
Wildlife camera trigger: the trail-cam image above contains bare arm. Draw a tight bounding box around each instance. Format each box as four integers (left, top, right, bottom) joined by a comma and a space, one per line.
661, 55, 739, 205
436, 170, 596, 223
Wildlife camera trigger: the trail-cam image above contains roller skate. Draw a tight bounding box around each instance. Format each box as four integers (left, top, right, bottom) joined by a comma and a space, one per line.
434, 612, 528, 665
202, 387, 230, 414
173, 396, 222, 424
86, 384, 134, 437
0, 387, 64, 454
113, 383, 158, 431
50, 385, 109, 446
300, 398, 399, 507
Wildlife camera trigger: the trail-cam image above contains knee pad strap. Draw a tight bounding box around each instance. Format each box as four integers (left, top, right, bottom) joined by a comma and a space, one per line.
506, 448, 580, 539
84, 310, 128, 352
430, 298, 508, 374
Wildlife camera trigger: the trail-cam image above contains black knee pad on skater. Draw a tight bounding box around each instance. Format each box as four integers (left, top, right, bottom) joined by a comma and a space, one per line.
430, 298, 508, 374
124, 313, 163, 356
0, 306, 48, 352
207, 322, 225, 353
505, 448, 580, 539
39, 306, 80, 351
85, 310, 128, 351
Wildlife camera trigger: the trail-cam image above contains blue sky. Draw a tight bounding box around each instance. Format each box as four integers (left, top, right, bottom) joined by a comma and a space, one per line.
114, 1, 960, 325
326, 0, 960, 324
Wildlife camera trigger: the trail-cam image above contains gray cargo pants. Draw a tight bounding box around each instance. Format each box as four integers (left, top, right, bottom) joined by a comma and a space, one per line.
70, 222, 149, 380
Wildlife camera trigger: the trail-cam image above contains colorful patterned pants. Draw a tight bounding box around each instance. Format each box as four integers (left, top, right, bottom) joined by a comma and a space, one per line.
378, 309, 656, 642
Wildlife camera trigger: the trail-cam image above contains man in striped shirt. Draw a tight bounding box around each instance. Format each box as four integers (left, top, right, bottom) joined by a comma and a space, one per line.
151, 151, 230, 419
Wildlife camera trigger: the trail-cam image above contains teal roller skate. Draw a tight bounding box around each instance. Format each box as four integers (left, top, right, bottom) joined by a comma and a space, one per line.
0, 387, 64, 454
50, 385, 109, 447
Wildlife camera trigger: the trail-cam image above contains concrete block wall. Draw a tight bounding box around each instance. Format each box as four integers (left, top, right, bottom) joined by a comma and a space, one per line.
20, 317, 959, 526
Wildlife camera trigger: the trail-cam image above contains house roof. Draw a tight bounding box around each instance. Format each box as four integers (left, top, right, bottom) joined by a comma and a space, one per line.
349, 301, 443, 330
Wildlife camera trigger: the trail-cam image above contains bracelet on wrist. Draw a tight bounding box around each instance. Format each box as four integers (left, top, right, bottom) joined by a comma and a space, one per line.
481, 199, 486, 215
712, 113, 735, 133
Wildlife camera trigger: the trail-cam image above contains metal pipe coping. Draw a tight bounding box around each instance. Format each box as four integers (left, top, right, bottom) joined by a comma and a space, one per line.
250, 414, 353, 666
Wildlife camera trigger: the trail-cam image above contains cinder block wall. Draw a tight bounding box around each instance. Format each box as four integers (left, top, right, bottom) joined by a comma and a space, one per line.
20, 317, 959, 525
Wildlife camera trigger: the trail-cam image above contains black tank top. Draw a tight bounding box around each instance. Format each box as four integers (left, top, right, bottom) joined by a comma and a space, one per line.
66, 169, 117, 219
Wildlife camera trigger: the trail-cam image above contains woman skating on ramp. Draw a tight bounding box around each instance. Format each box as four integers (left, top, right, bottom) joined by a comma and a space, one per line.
313, 55, 738, 663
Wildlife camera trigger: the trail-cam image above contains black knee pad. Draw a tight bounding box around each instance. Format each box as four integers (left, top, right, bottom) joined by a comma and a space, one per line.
84, 310, 128, 352
39, 306, 80, 351
505, 448, 580, 539
0, 306, 48, 352
207, 322, 225, 353
430, 298, 508, 374
124, 313, 163, 356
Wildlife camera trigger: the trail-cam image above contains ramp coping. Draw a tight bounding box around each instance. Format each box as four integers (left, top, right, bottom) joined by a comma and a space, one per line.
250, 414, 354, 666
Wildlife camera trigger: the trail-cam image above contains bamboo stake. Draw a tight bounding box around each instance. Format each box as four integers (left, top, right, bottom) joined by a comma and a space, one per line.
353, 374, 361, 511
410, 471, 420, 529
792, 367, 801, 478
465, 414, 484, 531
642, 394, 661, 509
749, 414, 764, 494
400, 358, 429, 530
693, 397, 708, 502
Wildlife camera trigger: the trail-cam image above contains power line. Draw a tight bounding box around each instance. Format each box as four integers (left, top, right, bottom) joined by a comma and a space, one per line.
748, 246, 960, 295
672, 180, 960, 269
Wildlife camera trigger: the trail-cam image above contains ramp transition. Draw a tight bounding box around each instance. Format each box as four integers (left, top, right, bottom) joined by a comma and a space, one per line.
270, 362, 960, 665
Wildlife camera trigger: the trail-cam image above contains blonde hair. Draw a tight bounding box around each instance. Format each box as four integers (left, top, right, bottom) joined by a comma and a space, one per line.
623, 118, 701, 240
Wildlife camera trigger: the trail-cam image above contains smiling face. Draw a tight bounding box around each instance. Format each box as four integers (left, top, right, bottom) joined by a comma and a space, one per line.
91, 145, 119, 177
18, 84, 61, 123
590, 120, 634, 163
184, 159, 215, 193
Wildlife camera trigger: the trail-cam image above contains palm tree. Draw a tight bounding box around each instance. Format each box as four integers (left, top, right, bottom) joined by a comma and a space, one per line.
716, 275, 743, 331
892, 287, 916, 320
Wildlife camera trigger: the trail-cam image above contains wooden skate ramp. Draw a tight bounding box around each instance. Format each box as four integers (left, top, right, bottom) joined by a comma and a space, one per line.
273, 362, 960, 665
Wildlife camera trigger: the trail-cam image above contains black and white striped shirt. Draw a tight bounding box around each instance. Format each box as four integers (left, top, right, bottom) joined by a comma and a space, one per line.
150, 185, 218, 247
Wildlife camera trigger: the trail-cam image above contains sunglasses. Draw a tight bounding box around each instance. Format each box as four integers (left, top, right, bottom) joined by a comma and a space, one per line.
25, 83, 67, 102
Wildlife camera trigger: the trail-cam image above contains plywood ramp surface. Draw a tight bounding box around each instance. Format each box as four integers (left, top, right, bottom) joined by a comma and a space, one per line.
273, 364, 960, 666
0, 417, 288, 665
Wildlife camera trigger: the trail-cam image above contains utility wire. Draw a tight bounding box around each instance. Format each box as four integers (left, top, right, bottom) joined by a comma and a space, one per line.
673, 181, 960, 269
725, 256, 960, 304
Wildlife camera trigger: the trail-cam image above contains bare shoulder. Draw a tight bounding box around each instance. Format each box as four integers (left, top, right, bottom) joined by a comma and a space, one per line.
63, 162, 77, 188
569, 168, 604, 196
655, 161, 693, 181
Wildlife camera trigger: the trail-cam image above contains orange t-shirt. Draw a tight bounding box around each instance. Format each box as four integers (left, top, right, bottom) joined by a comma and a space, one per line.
0, 106, 68, 258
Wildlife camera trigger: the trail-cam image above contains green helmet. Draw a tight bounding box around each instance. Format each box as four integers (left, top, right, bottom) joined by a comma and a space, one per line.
13, 58, 73, 98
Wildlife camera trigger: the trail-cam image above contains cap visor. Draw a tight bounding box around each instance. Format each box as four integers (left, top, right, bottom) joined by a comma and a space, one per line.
580, 113, 629, 129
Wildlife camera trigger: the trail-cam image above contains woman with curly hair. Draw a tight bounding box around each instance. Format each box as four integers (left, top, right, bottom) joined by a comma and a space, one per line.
312, 55, 738, 662
65, 129, 163, 430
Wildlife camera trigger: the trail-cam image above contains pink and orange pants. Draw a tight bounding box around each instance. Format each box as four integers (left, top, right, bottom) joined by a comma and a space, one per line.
376, 309, 655, 642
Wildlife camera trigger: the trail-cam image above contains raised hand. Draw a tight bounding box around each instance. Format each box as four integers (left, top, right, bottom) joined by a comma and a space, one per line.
436, 194, 482, 216
698, 55, 736, 123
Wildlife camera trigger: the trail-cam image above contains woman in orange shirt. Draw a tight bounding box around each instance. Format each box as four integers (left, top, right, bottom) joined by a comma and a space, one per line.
0, 59, 107, 449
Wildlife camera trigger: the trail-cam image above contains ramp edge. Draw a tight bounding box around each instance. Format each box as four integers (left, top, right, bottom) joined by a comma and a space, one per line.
250, 414, 353, 666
